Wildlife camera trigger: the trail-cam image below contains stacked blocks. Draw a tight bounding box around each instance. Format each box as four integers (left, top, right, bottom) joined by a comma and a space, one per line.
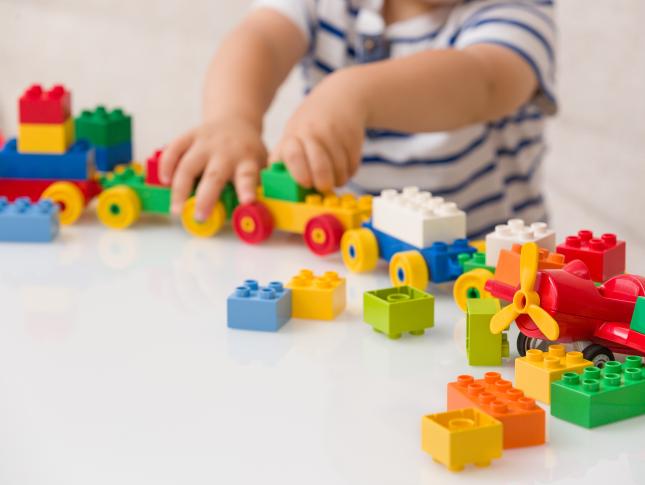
227, 280, 292, 331
286, 270, 346, 320
485, 219, 555, 266
421, 408, 502, 472
466, 298, 508, 366
363, 285, 434, 338
17, 85, 73, 154
261, 161, 317, 202
75, 106, 132, 171
447, 372, 545, 448
0, 197, 59, 242
514, 345, 592, 404
631, 297, 645, 334
371, 186, 466, 248
556, 230, 626, 282
551, 356, 645, 428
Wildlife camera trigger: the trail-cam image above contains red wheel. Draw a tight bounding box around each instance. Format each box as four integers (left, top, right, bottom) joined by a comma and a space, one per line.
304, 214, 344, 255
232, 202, 274, 244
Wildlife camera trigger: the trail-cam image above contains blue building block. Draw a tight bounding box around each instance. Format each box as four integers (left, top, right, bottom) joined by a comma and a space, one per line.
365, 221, 476, 284
227, 280, 292, 332
0, 138, 94, 181
94, 141, 133, 172
0, 197, 59, 242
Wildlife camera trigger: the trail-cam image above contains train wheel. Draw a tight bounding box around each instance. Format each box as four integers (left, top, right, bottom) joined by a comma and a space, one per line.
452, 268, 495, 311
41, 181, 85, 225
97, 186, 141, 229
304, 214, 344, 255
181, 197, 226, 238
341, 228, 379, 272
389, 250, 429, 289
232, 202, 273, 244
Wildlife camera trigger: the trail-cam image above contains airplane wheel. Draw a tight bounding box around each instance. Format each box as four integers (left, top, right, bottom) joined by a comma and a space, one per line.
517, 333, 551, 356
389, 250, 429, 290
341, 228, 379, 272
582, 344, 614, 368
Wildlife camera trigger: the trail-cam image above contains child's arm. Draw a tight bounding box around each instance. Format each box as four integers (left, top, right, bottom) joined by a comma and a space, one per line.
273, 44, 538, 191
160, 8, 307, 219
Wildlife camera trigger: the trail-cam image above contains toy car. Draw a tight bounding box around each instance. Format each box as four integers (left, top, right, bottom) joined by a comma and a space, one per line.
485, 242, 645, 366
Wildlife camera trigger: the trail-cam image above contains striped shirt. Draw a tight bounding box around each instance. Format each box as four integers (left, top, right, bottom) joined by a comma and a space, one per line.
253, 0, 557, 239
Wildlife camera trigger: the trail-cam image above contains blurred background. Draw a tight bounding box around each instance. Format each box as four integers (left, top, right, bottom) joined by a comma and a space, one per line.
1, 0, 643, 267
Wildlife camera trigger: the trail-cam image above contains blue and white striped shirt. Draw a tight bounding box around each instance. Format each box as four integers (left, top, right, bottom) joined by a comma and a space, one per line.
253, 0, 557, 239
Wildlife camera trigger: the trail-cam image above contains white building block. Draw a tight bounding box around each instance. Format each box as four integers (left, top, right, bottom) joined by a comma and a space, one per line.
371, 187, 466, 248
485, 219, 556, 266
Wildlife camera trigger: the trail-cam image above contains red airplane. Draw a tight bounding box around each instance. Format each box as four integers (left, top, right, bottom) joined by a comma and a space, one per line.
485, 242, 645, 366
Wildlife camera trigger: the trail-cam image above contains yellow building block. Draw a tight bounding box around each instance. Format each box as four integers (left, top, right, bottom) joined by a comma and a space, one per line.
421, 408, 503, 472
257, 191, 372, 234
18, 117, 74, 154
285, 269, 346, 320
514, 344, 593, 404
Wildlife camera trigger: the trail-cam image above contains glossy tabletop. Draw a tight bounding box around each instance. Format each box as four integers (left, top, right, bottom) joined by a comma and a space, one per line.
0, 214, 643, 485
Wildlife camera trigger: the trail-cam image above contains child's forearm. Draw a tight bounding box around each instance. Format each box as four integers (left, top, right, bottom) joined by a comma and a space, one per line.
341, 45, 538, 133
203, 9, 307, 129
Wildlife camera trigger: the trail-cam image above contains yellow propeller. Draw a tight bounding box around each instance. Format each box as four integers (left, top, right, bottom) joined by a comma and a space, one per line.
489, 242, 560, 341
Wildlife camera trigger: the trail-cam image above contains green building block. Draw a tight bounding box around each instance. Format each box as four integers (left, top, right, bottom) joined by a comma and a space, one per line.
630, 297, 645, 334
363, 286, 434, 339
220, 183, 239, 218
466, 298, 508, 366
551, 356, 645, 428
458, 252, 495, 274
260, 161, 317, 202
75, 106, 132, 147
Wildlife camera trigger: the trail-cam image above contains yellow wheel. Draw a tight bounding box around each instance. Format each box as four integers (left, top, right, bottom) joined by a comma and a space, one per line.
341, 228, 379, 272
41, 181, 85, 225
453, 268, 494, 312
389, 250, 429, 289
96, 186, 141, 229
181, 197, 226, 238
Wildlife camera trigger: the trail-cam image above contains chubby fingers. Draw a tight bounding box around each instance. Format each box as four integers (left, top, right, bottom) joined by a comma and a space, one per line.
159, 130, 194, 185
170, 146, 207, 215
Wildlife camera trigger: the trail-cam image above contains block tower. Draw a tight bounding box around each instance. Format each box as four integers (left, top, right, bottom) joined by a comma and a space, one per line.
75, 105, 132, 172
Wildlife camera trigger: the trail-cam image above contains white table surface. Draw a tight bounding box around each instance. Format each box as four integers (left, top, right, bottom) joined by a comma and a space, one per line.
0, 213, 643, 485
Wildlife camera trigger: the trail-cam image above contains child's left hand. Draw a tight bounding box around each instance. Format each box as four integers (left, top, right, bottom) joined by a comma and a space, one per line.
271, 70, 367, 192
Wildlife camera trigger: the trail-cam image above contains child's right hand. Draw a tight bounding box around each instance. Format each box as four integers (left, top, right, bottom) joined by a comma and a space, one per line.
160, 117, 267, 221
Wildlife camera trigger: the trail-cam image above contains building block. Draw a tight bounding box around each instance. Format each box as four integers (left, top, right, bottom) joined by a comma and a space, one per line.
556, 230, 626, 282
0, 197, 59, 242
514, 345, 592, 404
0, 178, 101, 205
18, 117, 74, 154
227, 280, 292, 331
631, 297, 645, 334
261, 161, 317, 202
371, 186, 466, 248
0, 138, 94, 181
75, 106, 132, 147
459, 251, 495, 274
447, 372, 545, 448
363, 285, 434, 338
421, 408, 502, 472
466, 298, 508, 366
494, 243, 565, 286
286, 270, 346, 320
95, 141, 132, 172
19, 84, 71, 124
551, 356, 645, 428
485, 219, 555, 266
145, 149, 168, 186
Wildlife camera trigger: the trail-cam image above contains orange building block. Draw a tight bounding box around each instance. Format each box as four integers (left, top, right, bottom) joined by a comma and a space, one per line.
494, 243, 565, 287
447, 372, 545, 449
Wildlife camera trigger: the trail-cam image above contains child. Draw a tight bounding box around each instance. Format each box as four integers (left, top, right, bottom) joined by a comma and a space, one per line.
159, 0, 556, 239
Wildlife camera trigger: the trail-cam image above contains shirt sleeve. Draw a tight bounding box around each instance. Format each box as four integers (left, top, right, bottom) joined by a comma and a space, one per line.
251, 0, 315, 45
451, 1, 557, 115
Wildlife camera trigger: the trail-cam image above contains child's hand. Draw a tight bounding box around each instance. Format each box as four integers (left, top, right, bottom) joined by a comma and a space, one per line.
160, 117, 267, 220
271, 71, 367, 192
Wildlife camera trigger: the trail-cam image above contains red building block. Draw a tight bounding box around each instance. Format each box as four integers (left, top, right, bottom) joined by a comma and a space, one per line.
145, 149, 168, 186
556, 231, 626, 282
19, 84, 71, 124
447, 372, 545, 449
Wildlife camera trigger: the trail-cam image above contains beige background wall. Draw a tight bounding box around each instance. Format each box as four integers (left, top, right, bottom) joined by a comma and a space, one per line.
1, 0, 643, 267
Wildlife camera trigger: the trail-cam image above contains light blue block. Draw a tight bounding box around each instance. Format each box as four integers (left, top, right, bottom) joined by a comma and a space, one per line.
227, 280, 292, 332
0, 197, 59, 242
94, 141, 132, 172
